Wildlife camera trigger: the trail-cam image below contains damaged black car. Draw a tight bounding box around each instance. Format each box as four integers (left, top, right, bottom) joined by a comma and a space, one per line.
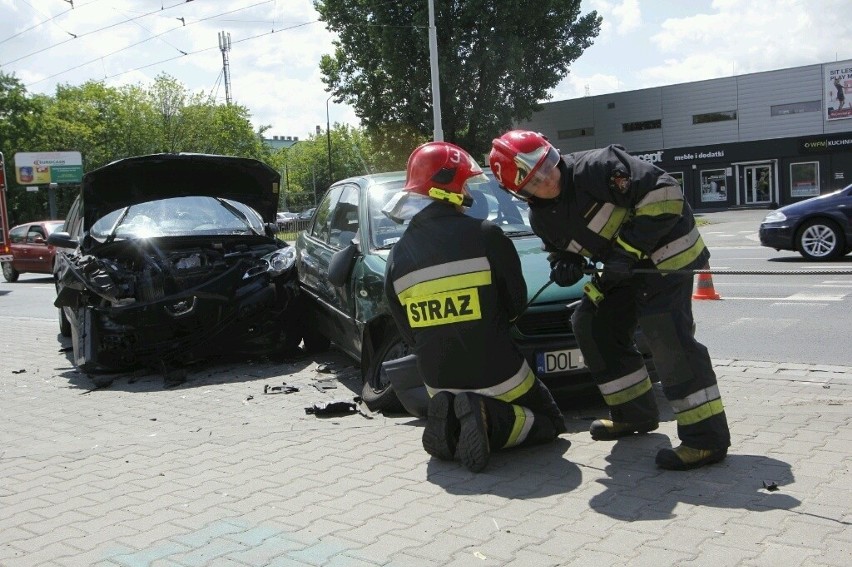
48, 153, 302, 386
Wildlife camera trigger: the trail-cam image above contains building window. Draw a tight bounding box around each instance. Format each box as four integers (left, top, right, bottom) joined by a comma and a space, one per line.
557, 127, 595, 139
622, 119, 661, 132
700, 169, 728, 203
607, 102, 615, 109
790, 162, 820, 197
771, 101, 821, 116
692, 111, 737, 124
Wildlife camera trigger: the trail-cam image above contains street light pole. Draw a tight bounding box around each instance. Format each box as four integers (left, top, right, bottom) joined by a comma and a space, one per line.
326, 95, 333, 184
428, 0, 443, 141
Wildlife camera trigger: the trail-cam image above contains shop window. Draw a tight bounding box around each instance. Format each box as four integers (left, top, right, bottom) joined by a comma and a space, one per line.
790, 162, 820, 198
771, 101, 820, 116
700, 169, 727, 203
557, 127, 594, 139
692, 111, 737, 124
622, 119, 661, 132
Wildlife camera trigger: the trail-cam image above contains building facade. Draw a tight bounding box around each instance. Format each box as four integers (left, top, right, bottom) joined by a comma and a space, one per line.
516, 60, 852, 211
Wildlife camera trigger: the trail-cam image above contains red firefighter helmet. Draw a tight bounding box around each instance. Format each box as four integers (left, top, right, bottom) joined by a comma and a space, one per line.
489, 130, 561, 198
402, 141, 486, 206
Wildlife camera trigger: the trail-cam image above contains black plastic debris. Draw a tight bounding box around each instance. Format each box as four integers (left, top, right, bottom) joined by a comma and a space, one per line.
305, 400, 358, 415
313, 379, 338, 393
11, 369, 26, 374
762, 481, 779, 492
264, 383, 299, 394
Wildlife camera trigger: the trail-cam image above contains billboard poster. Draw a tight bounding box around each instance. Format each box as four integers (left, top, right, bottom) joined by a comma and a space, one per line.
825, 60, 852, 121
14, 151, 83, 185
700, 169, 727, 203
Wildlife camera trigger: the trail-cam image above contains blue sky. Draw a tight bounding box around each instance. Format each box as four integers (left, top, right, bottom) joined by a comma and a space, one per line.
1, 0, 850, 141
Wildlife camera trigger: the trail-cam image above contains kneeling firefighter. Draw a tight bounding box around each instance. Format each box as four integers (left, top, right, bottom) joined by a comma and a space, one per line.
382, 141, 567, 473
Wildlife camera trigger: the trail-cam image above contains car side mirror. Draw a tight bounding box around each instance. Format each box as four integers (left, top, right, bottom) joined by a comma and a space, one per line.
47, 231, 78, 249
327, 241, 359, 287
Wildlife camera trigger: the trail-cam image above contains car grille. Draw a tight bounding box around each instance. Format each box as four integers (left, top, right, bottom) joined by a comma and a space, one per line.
515, 309, 574, 336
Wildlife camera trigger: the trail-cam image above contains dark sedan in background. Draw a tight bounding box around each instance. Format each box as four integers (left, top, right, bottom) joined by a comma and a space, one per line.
49, 153, 302, 386
759, 184, 852, 260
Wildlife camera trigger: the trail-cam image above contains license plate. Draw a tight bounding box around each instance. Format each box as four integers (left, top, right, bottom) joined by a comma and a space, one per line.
536, 348, 586, 374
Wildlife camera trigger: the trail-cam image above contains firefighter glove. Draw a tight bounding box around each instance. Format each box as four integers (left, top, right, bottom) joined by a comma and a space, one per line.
599, 247, 637, 289
549, 253, 587, 287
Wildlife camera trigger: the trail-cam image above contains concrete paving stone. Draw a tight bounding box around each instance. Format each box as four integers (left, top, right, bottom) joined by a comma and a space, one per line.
5, 540, 85, 567
222, 533, 303, 567
750, 540, 823, 566
402, 531, 480, 562
323, 552, 384, 567
682, 542, 762, 567
383, 552, 444, 567
344, 533, 421, 565
803, 544, 852, 567
63, 523, 140, 552
284, 535, 365, 566
165, 537, 250, 566
560, 547, 630, 567
501, 548, 564, 567
458, 531, 541, 564
6, 526, 89, 555
533, 527, 605, 556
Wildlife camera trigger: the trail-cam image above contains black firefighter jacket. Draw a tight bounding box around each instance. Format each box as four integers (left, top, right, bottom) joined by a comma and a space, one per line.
530, 145, 710, 271
384, 202, 527, 391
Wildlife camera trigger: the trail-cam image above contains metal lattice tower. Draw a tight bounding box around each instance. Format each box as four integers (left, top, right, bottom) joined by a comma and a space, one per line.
218, 31, 232, 105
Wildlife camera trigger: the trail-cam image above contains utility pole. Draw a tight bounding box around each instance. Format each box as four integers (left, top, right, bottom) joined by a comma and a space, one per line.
428, 0, 443, 141
218, 31, 232, 104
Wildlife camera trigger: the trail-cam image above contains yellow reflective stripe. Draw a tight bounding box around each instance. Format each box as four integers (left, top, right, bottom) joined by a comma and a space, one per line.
636, 185, 683, 209
397, 270, 491, 301
635, 200, 683, 217
393, 257, 490, 296
615, 235, 647, 260
655, 234, 707, 271
503, 405, 534, 448
602, 376, 653, 406
493, 369, 536, 402
587, 203, 629, 240
424, 361, 534, 400
651, 228, 705, 267
670, 385, 721, 413
599, 367, 648, 395
676, 399, 725, 426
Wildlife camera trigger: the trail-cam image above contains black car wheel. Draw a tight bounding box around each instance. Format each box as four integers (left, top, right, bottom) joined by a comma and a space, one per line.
361, 330, 408, 413
797, 218, 844, 260
59, 307, 72, 337
2, 262, 19, 282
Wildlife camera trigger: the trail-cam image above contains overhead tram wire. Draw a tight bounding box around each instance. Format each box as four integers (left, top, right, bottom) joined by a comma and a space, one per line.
0, 0, 103, 46
18, 1, 298, 88
1, 0, 204, 67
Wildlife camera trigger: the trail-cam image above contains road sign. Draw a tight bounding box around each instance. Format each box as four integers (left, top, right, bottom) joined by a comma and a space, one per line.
14, 151, 83, 185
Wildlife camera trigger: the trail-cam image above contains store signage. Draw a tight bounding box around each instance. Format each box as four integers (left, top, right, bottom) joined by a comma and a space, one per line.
799, 135, 852, 153
672, 148, 725, 162
633, 150, 664, 164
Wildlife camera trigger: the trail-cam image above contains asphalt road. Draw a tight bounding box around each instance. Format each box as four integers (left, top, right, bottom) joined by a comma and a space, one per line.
695, 209, 852, 367
2, 208, 850, 367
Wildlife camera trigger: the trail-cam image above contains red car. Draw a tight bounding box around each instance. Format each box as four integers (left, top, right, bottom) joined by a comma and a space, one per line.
1, 220, 65, 282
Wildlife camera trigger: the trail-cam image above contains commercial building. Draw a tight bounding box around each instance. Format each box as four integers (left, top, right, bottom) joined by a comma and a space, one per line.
516, 60, 852, 211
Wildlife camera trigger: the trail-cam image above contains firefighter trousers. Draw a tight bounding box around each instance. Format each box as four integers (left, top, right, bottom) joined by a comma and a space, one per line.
431, 360, 567, 450
571, 270, 731, 450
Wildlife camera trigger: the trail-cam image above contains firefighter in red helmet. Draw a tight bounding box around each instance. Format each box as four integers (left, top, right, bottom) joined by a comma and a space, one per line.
489, 130, 730, 471
383, 141, 567, 473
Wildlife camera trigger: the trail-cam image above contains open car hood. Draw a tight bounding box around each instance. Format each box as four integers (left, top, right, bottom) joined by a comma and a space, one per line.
82, 153, 280, 230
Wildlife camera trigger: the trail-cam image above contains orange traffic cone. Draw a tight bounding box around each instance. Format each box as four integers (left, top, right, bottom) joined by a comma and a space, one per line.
692, 263, 721, 300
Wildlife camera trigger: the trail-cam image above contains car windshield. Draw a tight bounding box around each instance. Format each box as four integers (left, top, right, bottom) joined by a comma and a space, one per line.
89, 196, 265, 242
367, 175, 533, 249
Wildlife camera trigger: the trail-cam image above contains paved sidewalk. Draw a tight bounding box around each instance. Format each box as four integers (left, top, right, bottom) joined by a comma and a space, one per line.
1, 315, 850, 567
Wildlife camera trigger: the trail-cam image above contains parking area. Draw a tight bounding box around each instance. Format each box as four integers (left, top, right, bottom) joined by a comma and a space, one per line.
1, 315, 851, 566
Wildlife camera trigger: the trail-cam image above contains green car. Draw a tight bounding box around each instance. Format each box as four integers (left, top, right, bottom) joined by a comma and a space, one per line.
296, 171, 648, 412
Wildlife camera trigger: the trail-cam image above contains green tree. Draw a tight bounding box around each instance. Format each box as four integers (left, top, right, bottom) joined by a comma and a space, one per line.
315, 0, 600, 161
272, 123, 378, 210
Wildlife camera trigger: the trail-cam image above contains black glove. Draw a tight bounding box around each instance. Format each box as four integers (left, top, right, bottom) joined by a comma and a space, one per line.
549, 253, 587, 287
599, 247, 638, 290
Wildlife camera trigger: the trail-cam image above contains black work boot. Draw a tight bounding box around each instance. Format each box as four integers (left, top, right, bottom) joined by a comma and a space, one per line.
454, 393, 491, 473
656, 445, 728, 470
589, 418, 659, 441
422, 391, 459, 461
